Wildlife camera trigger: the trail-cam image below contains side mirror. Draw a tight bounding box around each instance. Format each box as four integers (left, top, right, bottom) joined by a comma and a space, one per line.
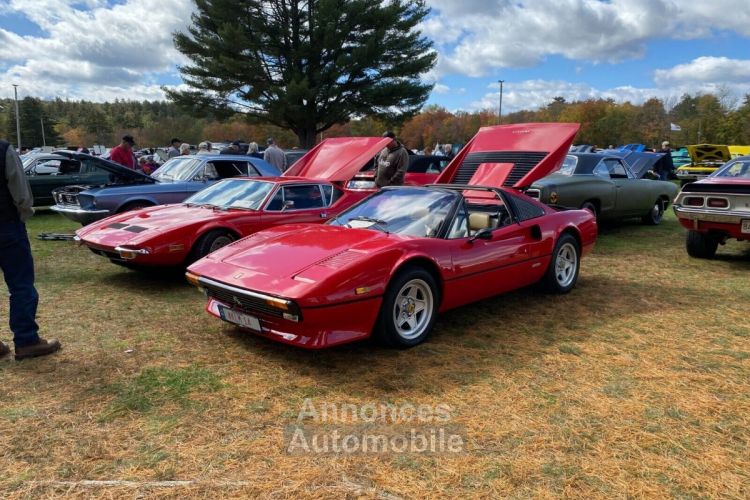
282, 200, 295, 211
469, 228, 493, 243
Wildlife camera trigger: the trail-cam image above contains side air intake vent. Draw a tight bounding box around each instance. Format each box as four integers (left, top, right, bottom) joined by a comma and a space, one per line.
451, 151, 548, 187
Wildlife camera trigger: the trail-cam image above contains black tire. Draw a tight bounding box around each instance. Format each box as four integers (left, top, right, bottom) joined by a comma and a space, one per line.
118, 201, 154, 213
542, 233, 580, 294
580, 201, 598, 218
375, 266, 439, 348
186, 230, 236, 264
642, 199, 664, 225
686, 230, 719, 259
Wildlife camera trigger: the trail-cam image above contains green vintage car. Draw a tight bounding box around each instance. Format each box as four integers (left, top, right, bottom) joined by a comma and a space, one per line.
23, 151, 113, 206
527, 152, 679, 225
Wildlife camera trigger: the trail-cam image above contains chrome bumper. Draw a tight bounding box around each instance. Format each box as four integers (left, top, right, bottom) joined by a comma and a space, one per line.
50, 204, 111, 225
674, 205, 750, 224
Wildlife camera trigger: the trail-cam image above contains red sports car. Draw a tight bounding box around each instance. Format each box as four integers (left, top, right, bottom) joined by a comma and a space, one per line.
673, 155, 750, 258
186, 123, 598, 348
75, 137, 394, 268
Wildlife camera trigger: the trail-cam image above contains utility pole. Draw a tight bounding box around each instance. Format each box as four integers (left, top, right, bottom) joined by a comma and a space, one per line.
12, 84, 21, 151
40, 116, 46, 147
497, 80, 505, 125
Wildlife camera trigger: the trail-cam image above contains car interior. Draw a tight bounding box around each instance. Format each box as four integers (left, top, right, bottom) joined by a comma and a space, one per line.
202, 161, 255, 180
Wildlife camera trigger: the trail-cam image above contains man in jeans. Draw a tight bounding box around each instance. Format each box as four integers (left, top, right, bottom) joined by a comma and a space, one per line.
0, 140, 61, 360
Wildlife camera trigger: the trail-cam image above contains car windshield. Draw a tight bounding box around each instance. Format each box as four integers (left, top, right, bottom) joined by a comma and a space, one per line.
328, 187, 458, 237
711, 159, 750, 179
556, 155, 578, 176
184, 179, 274, 210
152, 157, 201, 181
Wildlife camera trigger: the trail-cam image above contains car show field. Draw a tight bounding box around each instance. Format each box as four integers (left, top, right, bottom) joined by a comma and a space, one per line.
1, 206, 748, 498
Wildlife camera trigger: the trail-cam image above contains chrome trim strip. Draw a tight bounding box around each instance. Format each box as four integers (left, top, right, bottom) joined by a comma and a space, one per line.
198, 276, 292, 306
114, 246, 150, 255
49, 205, 110, 215
674, 206, 750, 224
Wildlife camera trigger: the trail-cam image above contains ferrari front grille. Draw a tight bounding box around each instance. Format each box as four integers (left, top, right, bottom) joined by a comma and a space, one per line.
201, 281, 292, 319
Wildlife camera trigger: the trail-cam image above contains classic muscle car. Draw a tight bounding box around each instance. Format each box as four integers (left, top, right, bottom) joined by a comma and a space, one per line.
675, 144, 731, 185
186, 123, 598, 349
671, 147, 691, 169
74, 137, 396, 268
673, 156, 750, 258
50, 155, 281, 225
526, 151, 679, 224
23, 151, 113, 206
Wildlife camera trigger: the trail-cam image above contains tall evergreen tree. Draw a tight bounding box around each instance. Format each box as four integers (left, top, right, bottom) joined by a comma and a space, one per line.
167, 0, 436, 147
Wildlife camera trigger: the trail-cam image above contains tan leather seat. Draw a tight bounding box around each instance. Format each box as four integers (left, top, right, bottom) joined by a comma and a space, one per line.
469, 212, 492, 232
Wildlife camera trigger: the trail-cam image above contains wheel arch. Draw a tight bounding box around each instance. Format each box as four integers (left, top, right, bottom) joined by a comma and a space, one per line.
390, 256, 444, 306
115, 197, 159, 212
559, 225, 582, 250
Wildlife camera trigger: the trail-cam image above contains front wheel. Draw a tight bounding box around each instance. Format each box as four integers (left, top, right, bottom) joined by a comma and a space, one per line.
542, 233, 580, 294
642, 199, 664, 225
186, 230, 236, 264
686, 230, 719, 259
376, 267, 439, 348
580, 201, 598, 218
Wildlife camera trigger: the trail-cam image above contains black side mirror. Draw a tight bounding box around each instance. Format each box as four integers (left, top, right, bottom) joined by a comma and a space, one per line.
469, 228, 493, 243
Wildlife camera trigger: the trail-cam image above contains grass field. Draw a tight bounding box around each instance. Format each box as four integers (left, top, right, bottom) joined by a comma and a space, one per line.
1, 208, 749, 498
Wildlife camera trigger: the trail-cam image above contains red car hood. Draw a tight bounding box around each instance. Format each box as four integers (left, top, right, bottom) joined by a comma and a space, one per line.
76, 204, 255, 246
283, 137, 391, 182
436, 123, 580, 189
189, 224, 400, 298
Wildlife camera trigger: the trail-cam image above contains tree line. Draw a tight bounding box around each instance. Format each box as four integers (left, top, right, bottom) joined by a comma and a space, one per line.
2, 92, 748, 151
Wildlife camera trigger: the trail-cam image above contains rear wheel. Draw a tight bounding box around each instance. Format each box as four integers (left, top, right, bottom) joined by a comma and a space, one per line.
542, 233, 580, 294
686, 230, 719, 259
642, 199, 664, 225
186, 230, 236, 264
376, 267, 439, 348
580, 201, 598, 218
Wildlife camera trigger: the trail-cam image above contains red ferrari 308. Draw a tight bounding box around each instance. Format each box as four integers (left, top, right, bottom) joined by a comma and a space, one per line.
75, 137, 395, 268
186, 123, 598, 348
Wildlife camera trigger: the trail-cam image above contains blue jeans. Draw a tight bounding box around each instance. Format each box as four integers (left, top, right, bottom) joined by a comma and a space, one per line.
0, 222, 40, 347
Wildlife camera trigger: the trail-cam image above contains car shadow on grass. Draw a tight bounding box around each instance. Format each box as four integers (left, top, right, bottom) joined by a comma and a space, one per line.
212, 274, 715, 398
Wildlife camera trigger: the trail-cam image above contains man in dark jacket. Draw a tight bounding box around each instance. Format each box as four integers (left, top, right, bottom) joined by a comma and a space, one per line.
375, 131, 409, 188
657, 141, 675, 180
0, 140, 61, 360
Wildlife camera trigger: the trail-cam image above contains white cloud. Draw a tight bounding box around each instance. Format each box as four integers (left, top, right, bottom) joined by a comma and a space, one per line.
0, 0, 193, 100
425, 0, 750, 77
433, 83, 450, 94
654, 56, 750, 85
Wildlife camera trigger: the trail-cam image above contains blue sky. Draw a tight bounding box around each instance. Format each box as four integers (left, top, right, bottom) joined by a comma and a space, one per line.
1, 0, 749, 113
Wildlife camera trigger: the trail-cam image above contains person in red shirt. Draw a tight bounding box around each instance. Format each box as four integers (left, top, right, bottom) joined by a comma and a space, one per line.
109, 135, 136, 169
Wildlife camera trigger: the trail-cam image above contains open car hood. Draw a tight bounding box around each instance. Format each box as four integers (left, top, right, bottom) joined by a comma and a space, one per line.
600, 150, 667, 178
283, 137, 391, 182
435, 123, 580, 189
687, 144, 731, 164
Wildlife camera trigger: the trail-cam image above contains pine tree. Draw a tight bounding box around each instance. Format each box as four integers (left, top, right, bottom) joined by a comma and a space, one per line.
167, 0, 436, 147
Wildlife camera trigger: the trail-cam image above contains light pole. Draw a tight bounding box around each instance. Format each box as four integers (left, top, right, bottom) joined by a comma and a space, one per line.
12, 84, 21, 151
497, 80, 504, 125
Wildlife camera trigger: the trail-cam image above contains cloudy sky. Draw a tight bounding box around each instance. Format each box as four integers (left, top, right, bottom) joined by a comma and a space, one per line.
1, 0, 749, 113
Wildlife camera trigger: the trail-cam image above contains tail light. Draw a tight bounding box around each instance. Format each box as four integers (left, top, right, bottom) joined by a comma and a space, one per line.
683, 197, 704, 207
707, 198, 728, 208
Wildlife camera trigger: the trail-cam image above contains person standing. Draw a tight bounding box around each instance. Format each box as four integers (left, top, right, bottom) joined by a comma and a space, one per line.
109, 135, 137, 170
246, 142, 262, 159
0, 140, 61, 360
221, 141, 241, 155
197, 141, 213, 155
179, 143, 191, 155
263, 138, 287, 171
375, 131, 409, 188
657, 141, 675, 181
167, 138, 182, 159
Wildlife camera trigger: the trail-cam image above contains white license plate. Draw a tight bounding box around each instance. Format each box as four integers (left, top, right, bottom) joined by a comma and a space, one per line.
742, 220, 750, 234
219, 306, 261, 331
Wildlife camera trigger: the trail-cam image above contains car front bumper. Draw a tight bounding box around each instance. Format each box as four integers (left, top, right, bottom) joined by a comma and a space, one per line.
50, 205, 111, 225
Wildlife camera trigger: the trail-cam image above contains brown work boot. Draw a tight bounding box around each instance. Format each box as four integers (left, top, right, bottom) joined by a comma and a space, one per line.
0, 341, 9, 358
15, 338, 61, 361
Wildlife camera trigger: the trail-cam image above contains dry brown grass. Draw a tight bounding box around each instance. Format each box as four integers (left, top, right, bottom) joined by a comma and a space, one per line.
0, 210, 748, 498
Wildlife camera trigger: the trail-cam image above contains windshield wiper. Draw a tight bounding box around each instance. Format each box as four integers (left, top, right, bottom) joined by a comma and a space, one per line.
346, 216, 389, 233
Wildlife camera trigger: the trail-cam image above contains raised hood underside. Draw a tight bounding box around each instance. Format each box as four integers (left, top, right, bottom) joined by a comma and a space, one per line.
282, 137, 391, 182
688, 144, 731, 164
435, 123, 580, 189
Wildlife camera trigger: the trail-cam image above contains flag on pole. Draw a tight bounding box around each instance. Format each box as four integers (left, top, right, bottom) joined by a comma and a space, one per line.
670, 123, 682, 132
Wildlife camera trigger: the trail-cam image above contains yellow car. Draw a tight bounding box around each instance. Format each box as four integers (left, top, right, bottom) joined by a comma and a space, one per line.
676, 144, 730, 185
